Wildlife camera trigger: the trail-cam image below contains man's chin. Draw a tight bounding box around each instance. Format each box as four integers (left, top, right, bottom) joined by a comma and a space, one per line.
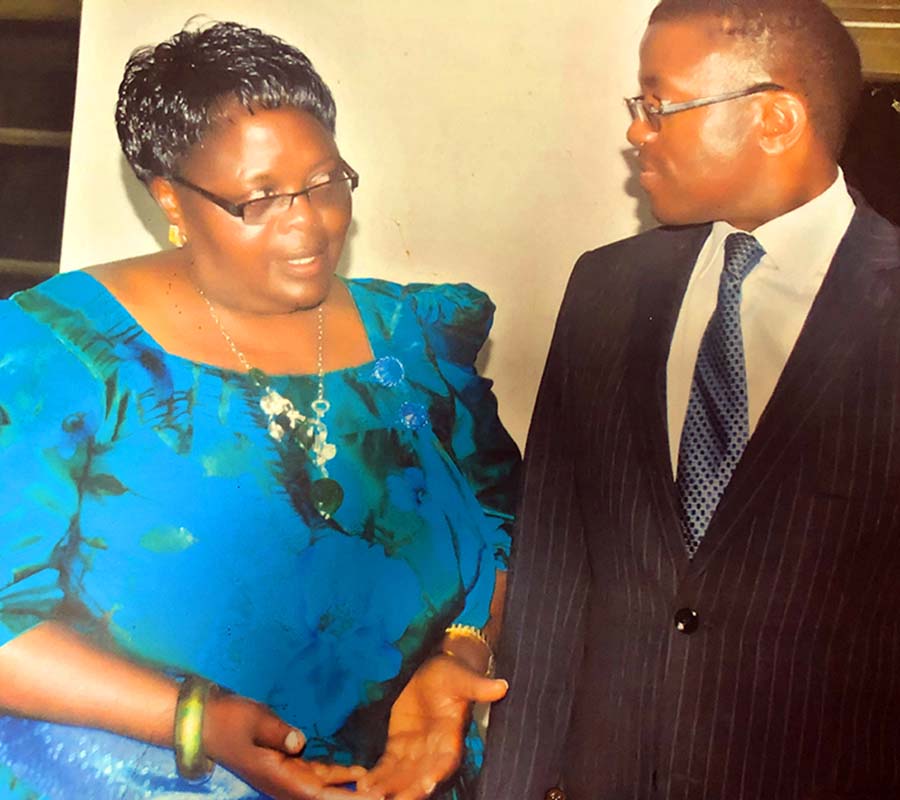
648, 204, 686, 226
646, 198, 707, 227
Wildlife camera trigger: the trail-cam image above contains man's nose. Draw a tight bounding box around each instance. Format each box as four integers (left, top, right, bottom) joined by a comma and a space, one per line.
626, 116, 656, 148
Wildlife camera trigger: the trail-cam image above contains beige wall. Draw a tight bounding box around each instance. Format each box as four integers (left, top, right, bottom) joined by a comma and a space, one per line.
62, 0, 657, 447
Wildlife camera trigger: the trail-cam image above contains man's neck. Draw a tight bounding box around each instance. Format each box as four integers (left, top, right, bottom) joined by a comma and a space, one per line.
725, 160, 839, 232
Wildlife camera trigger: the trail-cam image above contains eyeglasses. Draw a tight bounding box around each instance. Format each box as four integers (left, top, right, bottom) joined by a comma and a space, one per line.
625, 82, 784, 131
172, 160, 359, 225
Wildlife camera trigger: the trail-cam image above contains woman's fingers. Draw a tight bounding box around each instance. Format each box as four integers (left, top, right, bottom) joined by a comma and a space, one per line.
200, 694, 374, 800
284, 729, 305, 754
356, 752, 397, 791
392, 777, 438, 800
423, 655, 509, 704
249, 705, 307, 754
249, 750, 377, 800
460, 675, 509, 704
361, 750, 457, 800
307, 760, 368, 783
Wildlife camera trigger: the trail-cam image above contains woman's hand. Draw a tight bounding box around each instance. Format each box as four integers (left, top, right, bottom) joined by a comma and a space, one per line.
0, 623, 377, 800
357, 655, 509, 800
203, 692, 378, 800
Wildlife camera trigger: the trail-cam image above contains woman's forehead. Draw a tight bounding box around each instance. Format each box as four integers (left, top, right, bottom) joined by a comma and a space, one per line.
184, 103, 338, 182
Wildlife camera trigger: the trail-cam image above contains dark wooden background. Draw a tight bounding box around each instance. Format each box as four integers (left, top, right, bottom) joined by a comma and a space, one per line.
0, 3, 79, 299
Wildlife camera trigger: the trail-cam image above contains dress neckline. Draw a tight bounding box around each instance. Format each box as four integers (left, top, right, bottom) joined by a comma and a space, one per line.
45, 271, 381, 381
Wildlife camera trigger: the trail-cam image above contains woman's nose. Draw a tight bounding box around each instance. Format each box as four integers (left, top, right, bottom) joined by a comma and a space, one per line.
279, 192, 322, 230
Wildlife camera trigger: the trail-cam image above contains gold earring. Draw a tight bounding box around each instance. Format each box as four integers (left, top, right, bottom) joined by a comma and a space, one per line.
168, 224, 187, 247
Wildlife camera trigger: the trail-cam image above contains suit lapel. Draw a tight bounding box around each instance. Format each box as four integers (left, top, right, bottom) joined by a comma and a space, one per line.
625, 224, 711, 568
692, 202, 900, 570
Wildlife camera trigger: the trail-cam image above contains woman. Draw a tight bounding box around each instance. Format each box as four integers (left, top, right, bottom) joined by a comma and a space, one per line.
0, 20, 519, 800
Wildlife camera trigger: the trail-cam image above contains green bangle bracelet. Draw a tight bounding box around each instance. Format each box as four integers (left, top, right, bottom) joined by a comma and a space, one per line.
174, 675, 216, 782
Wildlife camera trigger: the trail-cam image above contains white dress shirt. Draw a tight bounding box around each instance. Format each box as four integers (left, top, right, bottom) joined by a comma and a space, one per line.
667, 170, 857, 476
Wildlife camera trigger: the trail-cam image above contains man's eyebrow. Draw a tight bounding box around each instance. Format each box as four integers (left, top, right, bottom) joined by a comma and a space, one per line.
639, 73, 660, 91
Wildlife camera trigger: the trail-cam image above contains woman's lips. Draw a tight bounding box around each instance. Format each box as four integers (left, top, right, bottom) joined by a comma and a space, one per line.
287, 255, 318, 266
281, 253, 325, 276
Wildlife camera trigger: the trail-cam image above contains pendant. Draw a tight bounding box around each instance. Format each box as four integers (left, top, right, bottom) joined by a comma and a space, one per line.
311, 477, 344, 519
261, 387, 342, 518
310, 397, 337, 473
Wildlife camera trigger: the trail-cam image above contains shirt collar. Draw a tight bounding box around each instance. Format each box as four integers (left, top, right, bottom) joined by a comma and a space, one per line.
706, 169, 856, 290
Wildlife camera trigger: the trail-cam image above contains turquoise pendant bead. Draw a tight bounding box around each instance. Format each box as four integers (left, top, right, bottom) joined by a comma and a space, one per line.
311, 478, 343, 518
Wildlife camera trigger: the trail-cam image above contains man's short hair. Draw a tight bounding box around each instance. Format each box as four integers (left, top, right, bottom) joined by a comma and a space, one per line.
649, 0, 862, 156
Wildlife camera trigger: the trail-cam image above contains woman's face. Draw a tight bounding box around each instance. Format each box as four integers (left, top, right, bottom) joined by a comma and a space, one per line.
172, 103, 352, 313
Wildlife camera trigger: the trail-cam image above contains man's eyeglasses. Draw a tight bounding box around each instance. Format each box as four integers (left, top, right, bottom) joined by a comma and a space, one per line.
172, 160, 359, 226
625, 82, 784, 132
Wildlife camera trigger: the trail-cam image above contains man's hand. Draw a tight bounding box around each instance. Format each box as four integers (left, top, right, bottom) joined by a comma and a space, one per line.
203, 692, 379, 800
357, 654, 508, 800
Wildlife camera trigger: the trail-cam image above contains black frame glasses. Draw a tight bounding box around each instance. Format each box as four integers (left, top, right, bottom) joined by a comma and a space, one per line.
625, 82, 784, 131
172, 160, 359, 225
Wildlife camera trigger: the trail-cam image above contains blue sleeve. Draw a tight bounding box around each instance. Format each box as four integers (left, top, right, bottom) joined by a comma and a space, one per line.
406, 283, 521, 571
0, 300, 106, 646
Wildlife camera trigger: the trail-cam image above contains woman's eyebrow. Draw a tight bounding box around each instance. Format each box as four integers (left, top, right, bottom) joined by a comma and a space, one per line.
238, 159, 340, 190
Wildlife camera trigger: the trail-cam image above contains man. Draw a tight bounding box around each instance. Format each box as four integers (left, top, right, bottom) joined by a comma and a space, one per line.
478, 1, 900, 798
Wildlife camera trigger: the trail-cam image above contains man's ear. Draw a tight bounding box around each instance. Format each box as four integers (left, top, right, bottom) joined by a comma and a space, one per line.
757, 90, 808, 155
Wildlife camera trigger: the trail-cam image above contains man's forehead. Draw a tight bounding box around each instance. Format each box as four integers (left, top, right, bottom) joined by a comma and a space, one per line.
638, 17, 762, 91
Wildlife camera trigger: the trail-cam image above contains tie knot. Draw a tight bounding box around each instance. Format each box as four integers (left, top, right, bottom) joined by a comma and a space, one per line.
723, 232, 765, 282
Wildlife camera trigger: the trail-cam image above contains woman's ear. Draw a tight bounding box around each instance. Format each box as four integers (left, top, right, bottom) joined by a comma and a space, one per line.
758, 90, 808, 155
149, 177, 182, 225
150, 177, 189, 247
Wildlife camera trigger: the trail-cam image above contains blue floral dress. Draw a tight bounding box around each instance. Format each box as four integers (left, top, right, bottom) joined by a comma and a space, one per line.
0, 272, 519, 800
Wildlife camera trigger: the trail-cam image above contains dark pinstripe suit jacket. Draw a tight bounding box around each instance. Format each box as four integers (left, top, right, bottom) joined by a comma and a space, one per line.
477, 202, 900, 800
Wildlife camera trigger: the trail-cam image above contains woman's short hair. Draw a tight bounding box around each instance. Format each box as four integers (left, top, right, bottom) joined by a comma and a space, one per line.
116, 20, 337, 184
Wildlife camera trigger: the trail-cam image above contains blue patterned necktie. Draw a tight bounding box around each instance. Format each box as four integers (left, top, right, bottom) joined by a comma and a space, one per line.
676, 232, 766, 557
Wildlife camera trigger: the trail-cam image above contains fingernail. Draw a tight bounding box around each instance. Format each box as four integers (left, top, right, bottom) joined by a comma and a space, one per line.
497, 679, 509, 690
284, 729, 302, 752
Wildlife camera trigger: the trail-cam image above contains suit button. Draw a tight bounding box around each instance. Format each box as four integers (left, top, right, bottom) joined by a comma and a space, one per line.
545, 789, 567, 800
674, 607, 698, 634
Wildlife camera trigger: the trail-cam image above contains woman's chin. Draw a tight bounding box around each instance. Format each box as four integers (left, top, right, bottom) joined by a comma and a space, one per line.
270, 275, 335, 314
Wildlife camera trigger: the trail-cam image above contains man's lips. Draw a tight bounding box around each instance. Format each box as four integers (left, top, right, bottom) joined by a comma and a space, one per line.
638, 154, 659, 175
637, 156, 662, 188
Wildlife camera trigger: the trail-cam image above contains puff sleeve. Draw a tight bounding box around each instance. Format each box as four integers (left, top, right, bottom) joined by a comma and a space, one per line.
0, 299, 107, 647
405, 282, 521, 569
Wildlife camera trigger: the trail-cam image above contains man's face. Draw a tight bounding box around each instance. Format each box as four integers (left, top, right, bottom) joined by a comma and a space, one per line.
628, 17, 770, 228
